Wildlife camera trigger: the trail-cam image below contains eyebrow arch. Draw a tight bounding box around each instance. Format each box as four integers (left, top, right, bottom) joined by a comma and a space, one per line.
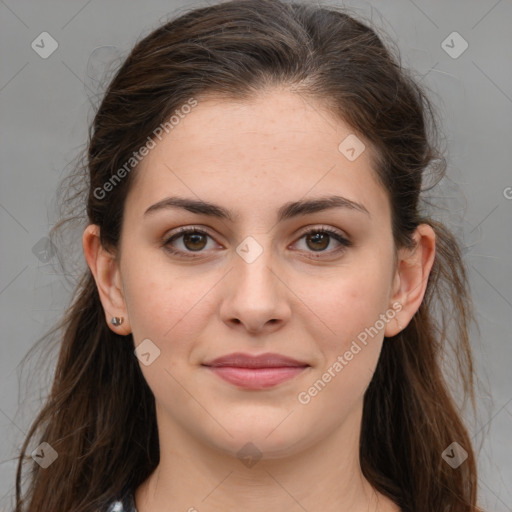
143, 194, 370, 222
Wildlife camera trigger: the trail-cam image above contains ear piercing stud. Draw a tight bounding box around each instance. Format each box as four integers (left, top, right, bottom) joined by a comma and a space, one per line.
111, 316, 124, 327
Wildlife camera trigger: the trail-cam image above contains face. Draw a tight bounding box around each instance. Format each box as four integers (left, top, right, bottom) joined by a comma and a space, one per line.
101, 90, 408, 459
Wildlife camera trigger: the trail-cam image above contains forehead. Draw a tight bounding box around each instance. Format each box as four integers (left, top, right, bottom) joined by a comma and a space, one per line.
125, 90, 388, 221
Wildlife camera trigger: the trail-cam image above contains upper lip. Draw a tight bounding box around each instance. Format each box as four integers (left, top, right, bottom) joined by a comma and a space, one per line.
203, 352, 310, 368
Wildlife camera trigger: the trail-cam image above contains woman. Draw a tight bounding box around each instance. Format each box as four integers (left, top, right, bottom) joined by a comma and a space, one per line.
15, 1, 483, 511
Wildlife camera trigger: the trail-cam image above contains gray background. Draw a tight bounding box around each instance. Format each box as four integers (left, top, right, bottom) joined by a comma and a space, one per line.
1, 0, 511, 510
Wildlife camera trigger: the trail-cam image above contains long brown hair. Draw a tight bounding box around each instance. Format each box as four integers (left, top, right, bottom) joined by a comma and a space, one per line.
15, 1, 483, 510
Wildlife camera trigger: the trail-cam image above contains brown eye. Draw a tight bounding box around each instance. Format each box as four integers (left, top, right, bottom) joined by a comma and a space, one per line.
182, 231, 208, 251
294, 227, 352, 257
305, 231, 330, 251
163, 226, 351, 260
163, 228, 217, 258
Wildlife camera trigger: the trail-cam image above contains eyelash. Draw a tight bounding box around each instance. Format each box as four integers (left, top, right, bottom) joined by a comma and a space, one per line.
162, 225, 352, 259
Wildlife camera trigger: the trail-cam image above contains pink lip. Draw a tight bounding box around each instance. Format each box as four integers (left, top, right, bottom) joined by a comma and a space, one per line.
202, 352, 310, 390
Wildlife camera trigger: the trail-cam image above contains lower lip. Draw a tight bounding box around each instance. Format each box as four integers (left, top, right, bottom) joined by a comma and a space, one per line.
205, 366, 308, 389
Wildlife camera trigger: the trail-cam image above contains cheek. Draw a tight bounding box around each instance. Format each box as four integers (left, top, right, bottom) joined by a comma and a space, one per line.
122, 268, 209, 401
295, 269, 392, 416
304, 258, 394, 348
126, 279, 195, 341
122, 256, 216, 358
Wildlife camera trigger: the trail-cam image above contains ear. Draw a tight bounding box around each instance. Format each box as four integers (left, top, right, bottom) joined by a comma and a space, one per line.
384, 223, 436, 337
82, 224, 131, 335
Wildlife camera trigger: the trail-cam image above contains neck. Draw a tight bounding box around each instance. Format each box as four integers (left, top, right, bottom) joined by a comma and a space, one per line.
135, 401, 400, 512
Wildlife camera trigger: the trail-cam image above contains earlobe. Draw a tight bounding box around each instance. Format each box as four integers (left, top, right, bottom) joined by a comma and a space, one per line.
384, 224, 436, 337
82, 224, 132, 335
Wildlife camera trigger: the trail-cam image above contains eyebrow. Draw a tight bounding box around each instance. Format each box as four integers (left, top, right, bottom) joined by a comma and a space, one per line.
143, 194, 370, 222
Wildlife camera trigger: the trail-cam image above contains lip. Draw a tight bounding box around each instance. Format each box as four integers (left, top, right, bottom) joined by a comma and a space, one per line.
203, 352, 309, 368
202, 352, 310, 390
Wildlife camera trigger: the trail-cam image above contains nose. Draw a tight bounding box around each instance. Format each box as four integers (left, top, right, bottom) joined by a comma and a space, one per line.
219, 238, 291, 335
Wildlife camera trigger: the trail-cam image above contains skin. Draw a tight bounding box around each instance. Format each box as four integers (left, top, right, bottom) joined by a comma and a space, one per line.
83, 89, 435, 512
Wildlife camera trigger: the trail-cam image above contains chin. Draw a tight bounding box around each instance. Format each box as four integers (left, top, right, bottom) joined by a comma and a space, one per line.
205, 419, 311, 461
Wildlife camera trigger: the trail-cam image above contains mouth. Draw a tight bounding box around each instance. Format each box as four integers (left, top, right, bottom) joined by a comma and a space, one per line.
202, 352, 310, 390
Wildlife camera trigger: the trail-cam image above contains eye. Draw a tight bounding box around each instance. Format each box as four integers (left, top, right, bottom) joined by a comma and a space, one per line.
292, 226, 351, 257
163, 227, 218, 258
162, 225, 351, 259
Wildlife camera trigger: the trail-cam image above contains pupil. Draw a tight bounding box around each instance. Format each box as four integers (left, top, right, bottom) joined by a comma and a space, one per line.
308, 232, 328, 251
185, 233, 206, 251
